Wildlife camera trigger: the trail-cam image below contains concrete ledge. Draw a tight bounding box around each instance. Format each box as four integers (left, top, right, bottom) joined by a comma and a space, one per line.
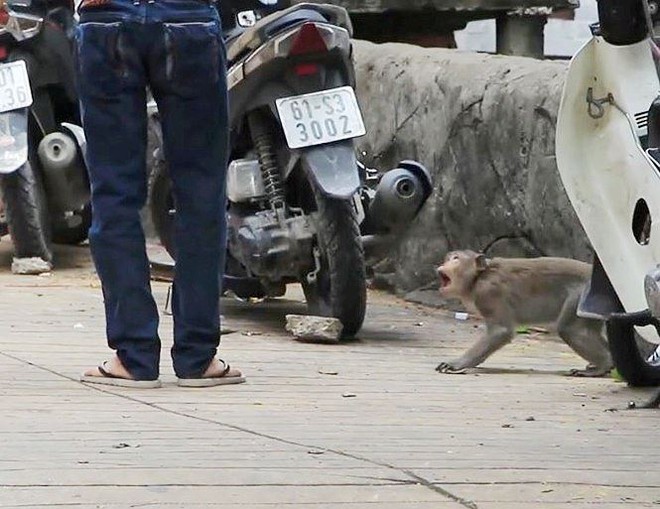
292, 0, 577, 12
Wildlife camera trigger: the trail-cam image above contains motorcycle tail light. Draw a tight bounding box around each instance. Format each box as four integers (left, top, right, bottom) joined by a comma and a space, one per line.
289, 23, 328, 56
0, 46, 7, 61
243, 22, 350, 79
0, 4, 9, 25
294, 63, 319, 76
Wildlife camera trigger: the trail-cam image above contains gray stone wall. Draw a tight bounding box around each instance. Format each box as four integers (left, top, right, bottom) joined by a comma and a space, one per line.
352, 41, 592, 295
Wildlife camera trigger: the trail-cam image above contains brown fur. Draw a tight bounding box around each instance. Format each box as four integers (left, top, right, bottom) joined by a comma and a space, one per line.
435, 250, 612, 376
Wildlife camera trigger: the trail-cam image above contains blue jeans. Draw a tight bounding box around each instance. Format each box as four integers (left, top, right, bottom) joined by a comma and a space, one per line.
75, 0, 229, 380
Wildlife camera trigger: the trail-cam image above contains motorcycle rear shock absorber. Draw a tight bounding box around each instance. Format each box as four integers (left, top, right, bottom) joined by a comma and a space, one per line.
248, 110, 285, 210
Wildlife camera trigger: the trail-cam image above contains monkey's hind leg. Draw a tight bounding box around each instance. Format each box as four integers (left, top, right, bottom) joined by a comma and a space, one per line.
557, 293, 613, 377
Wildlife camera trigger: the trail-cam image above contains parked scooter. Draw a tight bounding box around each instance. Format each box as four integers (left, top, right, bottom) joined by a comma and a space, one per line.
148, 1, 432, 337
0, 0, 90, 270
556, 0, 660, 386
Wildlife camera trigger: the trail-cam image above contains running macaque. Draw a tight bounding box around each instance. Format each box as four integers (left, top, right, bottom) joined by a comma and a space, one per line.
435, 250, 613, 377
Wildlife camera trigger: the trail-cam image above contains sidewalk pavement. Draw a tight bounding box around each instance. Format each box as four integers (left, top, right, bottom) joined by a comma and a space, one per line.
1, 243, 659, 509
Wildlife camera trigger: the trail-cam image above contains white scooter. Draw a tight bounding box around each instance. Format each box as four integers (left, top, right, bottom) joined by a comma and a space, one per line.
556, 0, 660, 389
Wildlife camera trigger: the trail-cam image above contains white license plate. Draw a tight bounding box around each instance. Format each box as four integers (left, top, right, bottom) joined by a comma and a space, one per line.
276, 86, 366, 149
0, 61, 32, 114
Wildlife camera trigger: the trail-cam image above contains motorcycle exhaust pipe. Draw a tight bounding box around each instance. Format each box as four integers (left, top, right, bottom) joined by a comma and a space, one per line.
362, 161, 432, 234
38, 130, 90, 213
361, 233, 396, 261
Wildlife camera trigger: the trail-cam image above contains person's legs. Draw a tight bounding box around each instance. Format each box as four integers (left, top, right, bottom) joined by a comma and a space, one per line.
147, 12, 242, 382
76, 21, 161, 382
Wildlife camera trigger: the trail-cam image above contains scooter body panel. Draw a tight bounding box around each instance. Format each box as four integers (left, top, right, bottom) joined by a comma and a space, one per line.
556, 36, 660, 343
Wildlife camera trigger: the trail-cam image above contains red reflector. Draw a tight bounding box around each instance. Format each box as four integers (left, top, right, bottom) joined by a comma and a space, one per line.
0, 46, 7, 61
294, 63, 319, 76
289, 23, 328, 56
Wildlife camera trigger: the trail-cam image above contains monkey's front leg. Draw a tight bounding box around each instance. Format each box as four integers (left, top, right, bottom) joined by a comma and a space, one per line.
436, 323, 514, 374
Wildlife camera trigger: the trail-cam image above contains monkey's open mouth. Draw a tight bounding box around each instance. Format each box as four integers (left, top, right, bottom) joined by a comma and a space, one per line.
439, 271, 451, 288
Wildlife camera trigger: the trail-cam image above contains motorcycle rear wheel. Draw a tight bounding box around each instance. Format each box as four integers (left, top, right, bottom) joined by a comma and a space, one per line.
302, 186, 367, 337
607, 318, 660, 387
0, 160, 53, 262
148, 158, 176, 260
52, 205, 92, 245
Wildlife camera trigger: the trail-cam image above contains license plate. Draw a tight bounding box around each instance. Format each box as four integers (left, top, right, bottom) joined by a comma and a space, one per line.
0, 61, 32, 114
276, 86, 366, 149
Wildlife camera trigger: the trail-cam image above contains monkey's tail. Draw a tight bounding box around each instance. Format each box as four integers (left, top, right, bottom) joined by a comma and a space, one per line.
480, 233, 546, 257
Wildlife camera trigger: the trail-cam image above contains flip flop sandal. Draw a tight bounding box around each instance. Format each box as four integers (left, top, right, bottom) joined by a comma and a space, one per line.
80, 362, 162, 389
177, 359, 246, 388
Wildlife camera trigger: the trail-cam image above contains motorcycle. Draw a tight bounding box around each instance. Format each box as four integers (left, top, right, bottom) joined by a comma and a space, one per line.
556, 0, 660, 386
148, 1, 432, 337
0, 0, 90, 271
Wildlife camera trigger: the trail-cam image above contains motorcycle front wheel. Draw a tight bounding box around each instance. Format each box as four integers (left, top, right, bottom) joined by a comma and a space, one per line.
607, 317, 660, 387
302, 185, 367, 337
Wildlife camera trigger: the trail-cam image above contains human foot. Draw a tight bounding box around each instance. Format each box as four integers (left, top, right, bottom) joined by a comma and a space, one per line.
80, 355, 161, 388
177, 358, 246, 387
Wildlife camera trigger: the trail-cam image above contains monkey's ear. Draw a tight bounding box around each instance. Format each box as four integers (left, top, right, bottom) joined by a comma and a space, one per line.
475, 253, 489, 271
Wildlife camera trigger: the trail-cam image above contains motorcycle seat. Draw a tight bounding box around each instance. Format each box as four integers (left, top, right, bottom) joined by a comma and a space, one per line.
226, 3, 353, 66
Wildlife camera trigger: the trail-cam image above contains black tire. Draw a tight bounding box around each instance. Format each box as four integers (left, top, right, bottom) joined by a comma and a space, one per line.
148, 158, 176, 260
607, 318, 660, 387
303, 187, 367, 337
0, 161, 52, 262
52, 205, 91, 245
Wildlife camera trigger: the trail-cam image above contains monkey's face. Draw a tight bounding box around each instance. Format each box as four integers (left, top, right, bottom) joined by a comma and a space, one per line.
437, 250, 486, 297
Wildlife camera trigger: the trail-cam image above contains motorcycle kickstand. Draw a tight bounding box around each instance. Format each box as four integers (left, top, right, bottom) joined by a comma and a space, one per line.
306, 247, 322, 285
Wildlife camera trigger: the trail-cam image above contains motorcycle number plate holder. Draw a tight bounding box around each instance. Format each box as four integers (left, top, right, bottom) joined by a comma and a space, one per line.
0, 60, 32, 114
276, 86, 366, 150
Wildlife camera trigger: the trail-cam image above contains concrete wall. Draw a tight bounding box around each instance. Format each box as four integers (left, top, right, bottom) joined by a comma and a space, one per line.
455, 0, 598, 57
352, 40, 592, 295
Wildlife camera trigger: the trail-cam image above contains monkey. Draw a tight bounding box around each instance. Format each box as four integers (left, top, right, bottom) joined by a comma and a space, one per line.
434, 250, 613, 377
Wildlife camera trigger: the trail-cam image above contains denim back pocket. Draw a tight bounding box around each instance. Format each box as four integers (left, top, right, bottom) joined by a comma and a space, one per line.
75, 22, 125, 101
161, 21, 223, 99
